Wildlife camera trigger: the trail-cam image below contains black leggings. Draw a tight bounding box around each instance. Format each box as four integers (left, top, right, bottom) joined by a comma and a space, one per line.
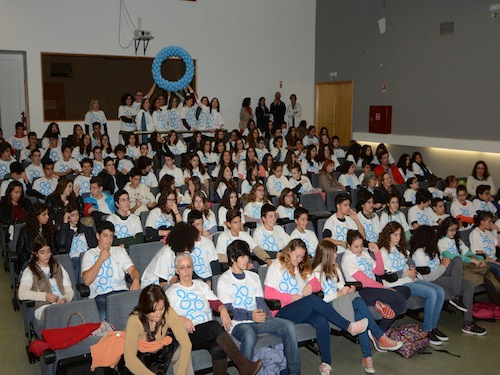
189, 320, 226, 360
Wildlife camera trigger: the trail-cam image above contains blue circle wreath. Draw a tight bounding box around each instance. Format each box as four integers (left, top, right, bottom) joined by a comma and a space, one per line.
152, 46, 195, 91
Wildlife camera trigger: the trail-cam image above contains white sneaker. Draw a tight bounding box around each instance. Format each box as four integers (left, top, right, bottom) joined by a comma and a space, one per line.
319, 362, 332, 375
347, 318, 369, 336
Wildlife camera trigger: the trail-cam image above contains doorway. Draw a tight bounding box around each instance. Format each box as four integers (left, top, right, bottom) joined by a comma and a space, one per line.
315, 81, 353, 146
0, 51, 28, 141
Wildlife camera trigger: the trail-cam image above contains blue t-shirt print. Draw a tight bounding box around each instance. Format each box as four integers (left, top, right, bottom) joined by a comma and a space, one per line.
278, 269, 299, 294
232, 283, 254, 310
176, 289, 206, 322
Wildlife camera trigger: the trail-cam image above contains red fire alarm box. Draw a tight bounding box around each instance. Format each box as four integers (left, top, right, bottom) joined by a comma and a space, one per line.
369, 106, 392, 134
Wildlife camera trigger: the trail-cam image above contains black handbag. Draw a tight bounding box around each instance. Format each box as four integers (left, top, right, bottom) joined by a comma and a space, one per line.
117, 330, 179, 375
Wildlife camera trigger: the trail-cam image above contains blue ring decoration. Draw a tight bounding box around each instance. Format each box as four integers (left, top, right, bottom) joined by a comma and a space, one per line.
152, 46, 195, 92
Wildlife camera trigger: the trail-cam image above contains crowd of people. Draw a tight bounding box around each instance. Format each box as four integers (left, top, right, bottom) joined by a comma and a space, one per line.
6, 88, 500, 374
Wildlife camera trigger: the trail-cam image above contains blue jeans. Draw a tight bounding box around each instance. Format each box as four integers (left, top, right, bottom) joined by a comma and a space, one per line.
276, 294, 350, 365
405, 281, 445, 331
351, 297, 384, 359
487, 262, 500, 276
232, 317, 300, 375
94, 290, 127, 321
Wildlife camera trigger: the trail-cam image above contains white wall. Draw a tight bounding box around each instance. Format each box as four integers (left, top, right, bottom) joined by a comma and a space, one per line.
0, 0, 316, 144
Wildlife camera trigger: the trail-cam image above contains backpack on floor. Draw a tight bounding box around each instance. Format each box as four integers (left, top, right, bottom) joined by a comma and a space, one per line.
386, 323, 429, 358
472, 301, 500, 321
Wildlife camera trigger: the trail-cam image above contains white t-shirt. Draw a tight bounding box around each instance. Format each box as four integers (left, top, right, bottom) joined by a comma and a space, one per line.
81, 246, 134, 298
290, 228, 319, 257
379, 246, 414, 287
32, 176, 58, 197
266, 175, 288, 197
450, 200, 476, 221
92, 160, 104, 176
141, 245, 176, 288
124, 182, 155, 216
469, 227, 498, 261
191, 236, 218, 279
183, 168, 209, 182
25, 163, 44, 184
46, 147, 63, 163
107, 213, 143, 239
252, 225, 290, 253
408, 206, 439, 227
9, 135, 28, 151
240, 180, 256, 196
243, 201, 264, 220
311, 264, 346, 303
216, 231, 258, 257
437, 236, 469, 257
74, 175, 92, 196
338, 174, 360, 190
379, 211, 411, 234
68, 229, 89, 259
145, 207, 175, 230
217, 207, 245, 228
54, 158, 81, 174
276, 205, 296, 221
357, 212, 382, 243
341, 249, 377, 282
118, 105, 137, 132
182, 209, 217, 232
403, 189, 417, 205
217, 270, 261, 330
141, 171, 159, 188
0, 158, 14, 179
287, 176, 313, 194
264, 259, 310, 296
117, 158, 134, 173
167, 279, 218, 326
158, 165, 184, 188
167, 141, 187, 156
473, 199, 497, 214
323, 214, 359, 253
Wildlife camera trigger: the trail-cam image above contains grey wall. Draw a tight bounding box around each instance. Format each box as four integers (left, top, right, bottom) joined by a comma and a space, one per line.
316, 0, 500, 141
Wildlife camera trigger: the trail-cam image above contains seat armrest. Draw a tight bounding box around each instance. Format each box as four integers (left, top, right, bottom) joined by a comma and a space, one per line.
265, 299, 281, 310
344, 281, 362, 291
41, 349, 56, 364
313, 290, 324, 299
416, 266, 430, 275
76, 283, 90, 298
379, 272, 398, 283
8, 251, 18, 264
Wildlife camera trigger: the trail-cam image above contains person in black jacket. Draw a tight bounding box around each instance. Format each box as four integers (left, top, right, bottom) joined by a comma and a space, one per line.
45, 177, 82, 228
269, 92, 286, 131
16, 202, 56, 274
98, 157, 128, 194
56, 202, 97, 273
0, 180, 33, 227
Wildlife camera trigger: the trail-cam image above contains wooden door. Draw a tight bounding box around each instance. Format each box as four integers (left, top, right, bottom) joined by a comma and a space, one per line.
315, 81, 353, 146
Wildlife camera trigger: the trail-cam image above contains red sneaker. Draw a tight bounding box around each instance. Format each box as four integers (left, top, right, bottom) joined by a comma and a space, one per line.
375, 300, 395, 319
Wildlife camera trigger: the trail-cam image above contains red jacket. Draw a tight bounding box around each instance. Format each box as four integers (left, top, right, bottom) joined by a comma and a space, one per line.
374, 164, 405, 185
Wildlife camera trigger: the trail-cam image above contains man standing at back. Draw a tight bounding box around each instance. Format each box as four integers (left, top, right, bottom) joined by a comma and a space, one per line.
270, 92, 286, 131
